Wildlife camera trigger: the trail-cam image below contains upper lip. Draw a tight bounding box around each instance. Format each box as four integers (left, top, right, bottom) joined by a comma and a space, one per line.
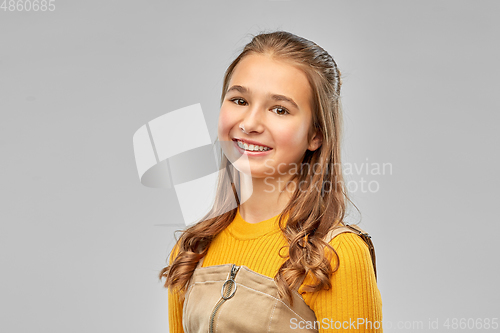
232, 137, 272, 149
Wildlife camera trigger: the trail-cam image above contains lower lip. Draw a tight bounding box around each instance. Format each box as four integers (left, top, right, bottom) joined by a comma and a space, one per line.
233, 140, 273, 156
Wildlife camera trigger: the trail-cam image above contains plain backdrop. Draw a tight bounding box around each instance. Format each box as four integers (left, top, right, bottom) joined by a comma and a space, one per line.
1, 0, 499, 332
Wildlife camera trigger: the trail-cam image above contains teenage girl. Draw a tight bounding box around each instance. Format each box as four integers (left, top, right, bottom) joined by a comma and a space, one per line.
159, 30, 383, 332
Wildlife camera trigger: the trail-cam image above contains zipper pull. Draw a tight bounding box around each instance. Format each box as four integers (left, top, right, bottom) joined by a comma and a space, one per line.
230, 264, 240, 279
221, 264, 240, 300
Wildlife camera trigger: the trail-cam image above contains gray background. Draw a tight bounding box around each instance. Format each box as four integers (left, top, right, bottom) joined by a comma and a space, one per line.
1, 0, 499, 332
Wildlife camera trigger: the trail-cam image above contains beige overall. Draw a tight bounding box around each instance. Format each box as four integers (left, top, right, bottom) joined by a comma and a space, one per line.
182, 224, 377, 333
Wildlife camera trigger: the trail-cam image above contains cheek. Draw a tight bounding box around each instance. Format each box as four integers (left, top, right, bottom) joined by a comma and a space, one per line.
275, 122, 310, 148
217, 105, 234, 138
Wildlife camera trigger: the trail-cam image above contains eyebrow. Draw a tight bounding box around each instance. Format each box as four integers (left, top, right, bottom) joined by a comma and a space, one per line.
226, 85, 300, 110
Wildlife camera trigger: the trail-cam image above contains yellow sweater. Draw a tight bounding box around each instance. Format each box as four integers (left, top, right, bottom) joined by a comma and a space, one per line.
167, 208, 383, 332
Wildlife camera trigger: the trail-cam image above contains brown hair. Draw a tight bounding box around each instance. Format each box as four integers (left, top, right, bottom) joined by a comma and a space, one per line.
158, 30, 358, 305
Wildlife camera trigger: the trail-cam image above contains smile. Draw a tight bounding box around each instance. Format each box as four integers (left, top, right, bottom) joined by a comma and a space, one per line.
232, 139, 273, 156
236, 140, 271, 152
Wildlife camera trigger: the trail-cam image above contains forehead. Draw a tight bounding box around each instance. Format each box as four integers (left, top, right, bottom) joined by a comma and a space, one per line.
229, 53, 312, 109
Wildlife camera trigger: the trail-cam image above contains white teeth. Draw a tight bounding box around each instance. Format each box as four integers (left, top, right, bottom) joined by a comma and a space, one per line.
237, 140, 270, 152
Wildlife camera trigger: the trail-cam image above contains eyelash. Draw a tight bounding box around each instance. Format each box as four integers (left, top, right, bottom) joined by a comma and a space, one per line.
229, 98, 290, 116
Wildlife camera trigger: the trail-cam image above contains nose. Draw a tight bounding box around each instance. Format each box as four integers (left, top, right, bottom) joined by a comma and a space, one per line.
239, 105, 265, 134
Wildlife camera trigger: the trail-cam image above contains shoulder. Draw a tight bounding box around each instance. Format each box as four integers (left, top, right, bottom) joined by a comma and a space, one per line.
304, 231, 382, 325
326, 231, 374, 274
328, 230, 370, 252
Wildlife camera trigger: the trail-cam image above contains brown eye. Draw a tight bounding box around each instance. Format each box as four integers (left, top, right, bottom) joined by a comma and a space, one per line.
272, 106, 290, 116
231, 98, 247, 106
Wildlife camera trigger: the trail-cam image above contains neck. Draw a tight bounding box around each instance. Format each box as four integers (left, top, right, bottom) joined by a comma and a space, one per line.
238, 172, 296, 224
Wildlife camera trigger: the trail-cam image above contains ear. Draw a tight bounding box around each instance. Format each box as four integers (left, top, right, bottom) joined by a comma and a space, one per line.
308, 130, 323, 151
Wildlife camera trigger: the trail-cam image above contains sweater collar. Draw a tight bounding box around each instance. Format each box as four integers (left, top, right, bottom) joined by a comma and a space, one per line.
227, 206, 287, 240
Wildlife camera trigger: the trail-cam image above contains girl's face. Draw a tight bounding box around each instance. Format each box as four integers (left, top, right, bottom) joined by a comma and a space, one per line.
218, 53, 322, 179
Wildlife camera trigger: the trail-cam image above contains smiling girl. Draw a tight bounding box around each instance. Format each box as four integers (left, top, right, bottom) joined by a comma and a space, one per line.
159, 31, 383, 332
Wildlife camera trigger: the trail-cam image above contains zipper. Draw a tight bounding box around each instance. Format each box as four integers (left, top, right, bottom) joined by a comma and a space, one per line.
208, 264, 240, 333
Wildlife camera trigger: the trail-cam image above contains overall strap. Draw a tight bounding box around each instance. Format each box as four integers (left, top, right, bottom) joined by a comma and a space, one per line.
295, 224, 377, 292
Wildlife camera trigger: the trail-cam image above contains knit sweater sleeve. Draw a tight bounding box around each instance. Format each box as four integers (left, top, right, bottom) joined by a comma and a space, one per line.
167, 243, 185, 333
300, 232, 383, 332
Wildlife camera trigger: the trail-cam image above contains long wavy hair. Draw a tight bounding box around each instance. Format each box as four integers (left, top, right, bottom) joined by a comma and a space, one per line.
158, 30, 359, 305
